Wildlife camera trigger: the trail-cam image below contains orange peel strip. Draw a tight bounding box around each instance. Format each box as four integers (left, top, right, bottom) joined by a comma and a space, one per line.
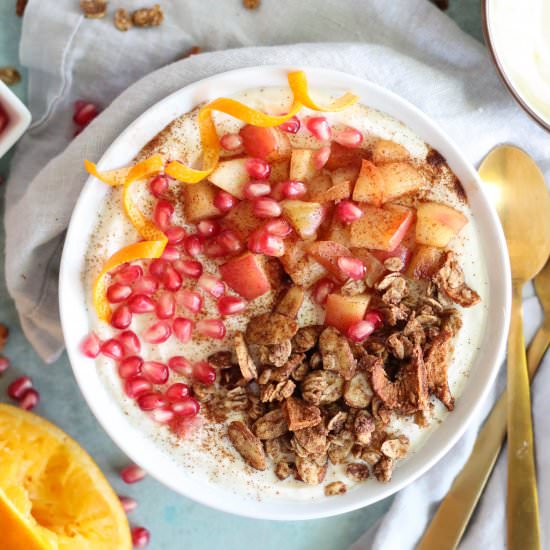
84, 154, 165, 187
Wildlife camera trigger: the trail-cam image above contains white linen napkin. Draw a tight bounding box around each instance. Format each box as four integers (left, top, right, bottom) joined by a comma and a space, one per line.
5, 0, 549, 546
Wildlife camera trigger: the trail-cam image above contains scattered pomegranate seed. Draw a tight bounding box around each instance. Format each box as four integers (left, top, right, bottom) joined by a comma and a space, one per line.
165, 382, 190, 401
172, 259, 203, 279
118, 495, 138, 513
101, 339, 124, 360
165, 226, 186, 245
155, 292, 175, 319
19, 388, 40, 411
197, 219, 221, 238
7, 376, 32, 400
114, 265, 143, 285
196, 319, 226, 340
244, 181, 271, 200
313, 278, 336, 305
149, 174, 169, 198
337, 256, 366, 280
334, 127, 363, 148
253, 197, 282, 218
214, 190, 237, 212
0, 356, 10, 373
124, 377, 152, 398
177, 290, 203, 314
141, 361, 170, 385
73, 102, 98, 126
132, 276, 158, 295
198, 273, 225, 298
142, 322, 172, 345
264, 218, 292, 237
347, 319, 376, 342
80, 332, 101, 358
170, 415, 203, 438
150, 407, 175, 424
306, 116, 331, 141
128, 294, 156, 314
245, 158, 271, 180
203, 239, 227, 258
220, 133, 243, 151
184, 234, 203, 257
162, 265, 183, 292
279, 115, 300, 134
336, 200, 363, 223
217, 295, 247, 316
248, 229, 285, 257
148, 259, 168, 281
161, 245, 181, 262
313, 146, 331, 170
137, 392, 167, 411
74, 100, 87, 112
173, 317, 193, 343
193, 361, 217, 384
119, 330, 141, 355
168, 356, 193, 376
153, 199, 174, 230
118, 356, 143, 379
216, 230, 243, 254
365, 310, 384, 330
107, 283, 132, 303
171, 397, 200, 417
121, 464, 146, 484
111, 304, 132, 330
280, 180, 306, 199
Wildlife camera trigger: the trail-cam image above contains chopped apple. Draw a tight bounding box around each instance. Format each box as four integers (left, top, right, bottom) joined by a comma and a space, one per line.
182, 180, 222, 223
239, 125, 291, 162
372, 139, 410, 165
350, 248, 386, 287
406, 245, 445, 279
306, 240, 354, 283
325, 142, 365, 171
221, 200, 262, 239
308, 173, 352, 203
289, 149, 317, 182
350, 204, 414, 251
416, 202, 468, 247
323, 214, 352, 247
279, 237, 327, 287
208, 158, 250, 199
331, 166, 360, 187
269, 159, 291, 183
352, 159, 384, 206
325, 293, 371, 334
219, 252, 271, 300
280, 200, 326, 239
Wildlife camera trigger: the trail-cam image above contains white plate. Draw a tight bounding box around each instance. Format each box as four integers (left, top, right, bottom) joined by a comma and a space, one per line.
59, 66, 511, 520
0, 80, 31, 159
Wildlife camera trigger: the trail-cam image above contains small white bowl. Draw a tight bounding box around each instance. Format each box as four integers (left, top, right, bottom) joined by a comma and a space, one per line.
59, 66, 511, 520
0, 80, 31, 159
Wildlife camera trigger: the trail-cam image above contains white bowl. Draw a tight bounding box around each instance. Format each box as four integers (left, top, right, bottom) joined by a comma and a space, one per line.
0, 80, 31, 159
59, 66, 511, 520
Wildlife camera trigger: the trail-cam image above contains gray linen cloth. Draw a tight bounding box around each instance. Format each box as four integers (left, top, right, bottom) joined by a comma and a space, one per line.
5, 0, 549, 547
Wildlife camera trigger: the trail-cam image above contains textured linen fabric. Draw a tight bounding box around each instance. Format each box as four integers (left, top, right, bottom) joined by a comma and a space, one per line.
4, 0, 549, 548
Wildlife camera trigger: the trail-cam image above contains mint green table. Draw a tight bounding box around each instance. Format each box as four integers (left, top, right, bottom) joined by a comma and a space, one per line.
0, 3, 482, 548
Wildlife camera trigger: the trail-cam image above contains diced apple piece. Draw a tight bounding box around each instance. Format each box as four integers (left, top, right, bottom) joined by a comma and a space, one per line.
350, 248, 386, 287
221, 200, 262, 239
352, 159, 384, 206
279, 237, 327, 287
406, 245, 445, 280
275, 286, 305, 318
306, 240, 353, 283
208, 158, 250, 199
290, 149, 317, 182
219, 252, 271, 300
416, 202, 468, 247
182, 180, 222, 223
325, 142, 365, 171
331, 166, 360, 187
280, 200, 326, 240
323, 214, 352, 247
239, 125, 291, 162
308, 173, 352, 203
372, 139, 410, 165
269, 159, 290, 183
350, 204, 414, 251
324, 293, 371, 334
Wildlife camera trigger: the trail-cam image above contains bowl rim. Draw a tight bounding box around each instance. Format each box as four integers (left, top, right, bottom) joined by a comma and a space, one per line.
59, 65, 511, 520
481, 0, 550, 133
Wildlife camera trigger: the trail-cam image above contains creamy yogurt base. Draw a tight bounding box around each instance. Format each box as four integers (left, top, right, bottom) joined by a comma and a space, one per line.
85, 87, 489, 501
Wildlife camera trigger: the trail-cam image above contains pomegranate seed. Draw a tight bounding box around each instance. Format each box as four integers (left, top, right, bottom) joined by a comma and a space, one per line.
153, 199, 174, 230
336, 200, 363, 223
198, 273, 225, 298
119, 330, 141, 355
334, 127, 363, 148
306, 116, 331, 141
137, 392, 167, 411
197, 219, 221, 238
173, 259, 203, 279
173, 317, 193, 343
165, 382, 190, 401
74, 100, 87, 112
177, 290, 203, 313
214, 190, 237, 212
111, 304, 132, 330
80, 332, 101, 358
73, 102, 98, 126
132, 276, 158, 295
220, 133, 243, 151
162, 265, 182, 292
245, 181, 271, 200
280, 180, 306, 199
143, 322, 172, 345
142, 361, 169, 384
107, 283, 132, 303
161, 245, 181, 262
121, 464, 146, 484
168, 356, 193, 376
114, 265, 143, 285
124, 377, 152, 398
193, 361, 217, 384
149, 259, 168, 281
253, 197, 281, 218
171, 397, 200, 417
150, 407, 175, 424
313, 146, 331, 170
156, 292, 175, 319
245, 158, 271, 180
365, 310, 384, 330
7, 376, 32, 400
118, 356, 143, 379
196, 319, 226, 340
203, 238, 227, 258
217, 295, 247, 316
19, 388, 40, 411
101, 339, 124, 360
119, 495, 138, 513
149, 174, 169, 198
183, 234, 203, 257
313, 278, 336, 305
337, 256, 366, 280
128, 294, 156, 314
347, 319, 376, 343
165, 226, 186, 245
0, 356, 10, 373
264, 218, 292, 237
171, 415, 203, 438
216, 230, 243, 254
279, 115, 300, 134
248, 229, 285, 257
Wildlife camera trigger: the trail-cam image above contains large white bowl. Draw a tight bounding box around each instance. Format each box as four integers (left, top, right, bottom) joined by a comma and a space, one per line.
59, 66, 511, 520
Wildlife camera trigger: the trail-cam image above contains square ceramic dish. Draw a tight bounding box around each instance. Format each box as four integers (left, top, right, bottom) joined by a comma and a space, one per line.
0, 80, 31, 159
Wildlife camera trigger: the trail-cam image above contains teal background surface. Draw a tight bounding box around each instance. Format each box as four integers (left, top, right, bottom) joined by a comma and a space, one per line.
0, 2, 482, 548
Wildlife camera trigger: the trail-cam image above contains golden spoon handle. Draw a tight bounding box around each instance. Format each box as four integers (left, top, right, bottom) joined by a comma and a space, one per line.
507, 284, 540, 550
417, 319, 550, 550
